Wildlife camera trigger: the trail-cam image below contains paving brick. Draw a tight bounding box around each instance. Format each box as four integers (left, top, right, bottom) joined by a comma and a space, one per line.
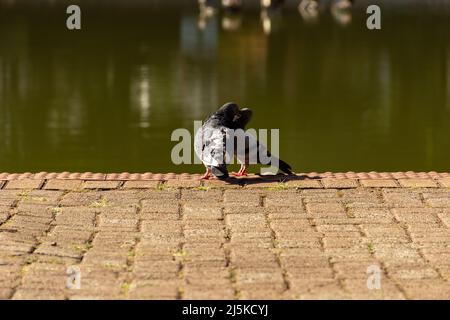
21, 190, 63, 206
383, 191, 424, 207
285, 179, 323, 189
426, 198, 450, 208
325, 247, 373, 262
122, 180, 160, 189
306, 202, 345, 214
12, 289, 66, 300
0, 288, 13, 299
141, 199, 179, 213
225, 214, 267, 230
143, 190, 179, 200
183, 204, 222, 220
302, 189, 340, 196
388, 267, 440, 280
183, 288, 235, 300
289, 279, 342, 296
323, 237, 367, 249
437, 212, 450, 227
82, 181, 121, 190
398, 179, 439, 188
343, 278, 405, 299
438, 178, 450, 188
99, 217, 138, 229
242, 176, 282, 189
60, 192, 102, 207
203, 179, 242, 188
98, 190, 144, 206
359, 179, 399, 188
373, 244, 422, 262
224, 189, 261, 205
265, 191, 303, 208
391, 208, 442, 224
421, 190, 450, 199
44, 180, 83, 190
396, 279, 450, 299
5, 179, 44, 190
340, 189, 379, 200
165, 179, 201, 188
322, 179, 359, 189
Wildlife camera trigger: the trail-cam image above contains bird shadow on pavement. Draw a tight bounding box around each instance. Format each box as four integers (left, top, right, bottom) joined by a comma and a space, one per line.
221, 174, 322, 186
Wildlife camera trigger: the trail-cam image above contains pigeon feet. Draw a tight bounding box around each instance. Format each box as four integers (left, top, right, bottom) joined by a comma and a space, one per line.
200, 168, 212, 180
231, 166, 248, 177
200, 173, 211, 180
231, 171, 247, 177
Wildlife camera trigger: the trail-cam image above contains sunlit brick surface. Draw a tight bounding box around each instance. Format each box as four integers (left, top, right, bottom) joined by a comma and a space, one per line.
0, 173, 449, 299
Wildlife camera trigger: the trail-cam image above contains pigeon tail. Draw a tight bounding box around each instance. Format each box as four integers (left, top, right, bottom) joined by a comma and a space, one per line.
278, 158, 293, 175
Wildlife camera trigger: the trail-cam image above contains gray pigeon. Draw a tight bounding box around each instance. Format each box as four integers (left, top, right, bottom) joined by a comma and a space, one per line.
194, 103, 236, 180
194, 102, 293, 180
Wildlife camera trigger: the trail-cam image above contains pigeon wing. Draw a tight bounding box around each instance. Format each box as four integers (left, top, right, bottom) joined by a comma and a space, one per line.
235, 131, 260, 165
234, 131, 292, 174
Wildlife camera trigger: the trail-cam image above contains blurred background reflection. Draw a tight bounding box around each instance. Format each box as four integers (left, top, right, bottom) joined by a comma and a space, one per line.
0, 0, 449, 173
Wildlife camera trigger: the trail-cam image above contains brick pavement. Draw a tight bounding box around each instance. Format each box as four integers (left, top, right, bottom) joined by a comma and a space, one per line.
0, 173, 449, 300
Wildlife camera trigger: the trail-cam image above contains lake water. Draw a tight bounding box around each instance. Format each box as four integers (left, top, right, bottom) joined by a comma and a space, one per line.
1, 0, 449, 174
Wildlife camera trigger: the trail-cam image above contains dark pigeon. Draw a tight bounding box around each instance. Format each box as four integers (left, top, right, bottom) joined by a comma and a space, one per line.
195, 102, 293, 180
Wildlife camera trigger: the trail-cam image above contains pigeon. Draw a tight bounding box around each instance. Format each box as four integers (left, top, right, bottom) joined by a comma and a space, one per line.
194, 102, 293, 180
230, 106, 293, 177
194, 102, 236, 180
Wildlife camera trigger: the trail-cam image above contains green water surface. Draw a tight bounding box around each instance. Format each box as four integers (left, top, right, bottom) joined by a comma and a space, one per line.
1, 0, 449, 173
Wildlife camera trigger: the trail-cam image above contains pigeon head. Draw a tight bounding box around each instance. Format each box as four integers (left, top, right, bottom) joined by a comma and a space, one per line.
232, 108, 253, 129
213, 102, 240, 127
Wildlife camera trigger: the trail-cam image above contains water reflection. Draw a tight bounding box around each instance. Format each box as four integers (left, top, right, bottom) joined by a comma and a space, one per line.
130, 65, 151, 128
180, 14, 219, 120
221, 0, 243, 11
198, 0, 216, 30
0, 0, 450, 173
331, 0, 353, 26
197, 0, 356, 31
260, 6, 284, 34
298, 0, 320, 24
222, 12, 242, 31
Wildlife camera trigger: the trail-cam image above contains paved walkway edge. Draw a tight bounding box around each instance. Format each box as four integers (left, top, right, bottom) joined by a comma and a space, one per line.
0, 173, 449, 190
